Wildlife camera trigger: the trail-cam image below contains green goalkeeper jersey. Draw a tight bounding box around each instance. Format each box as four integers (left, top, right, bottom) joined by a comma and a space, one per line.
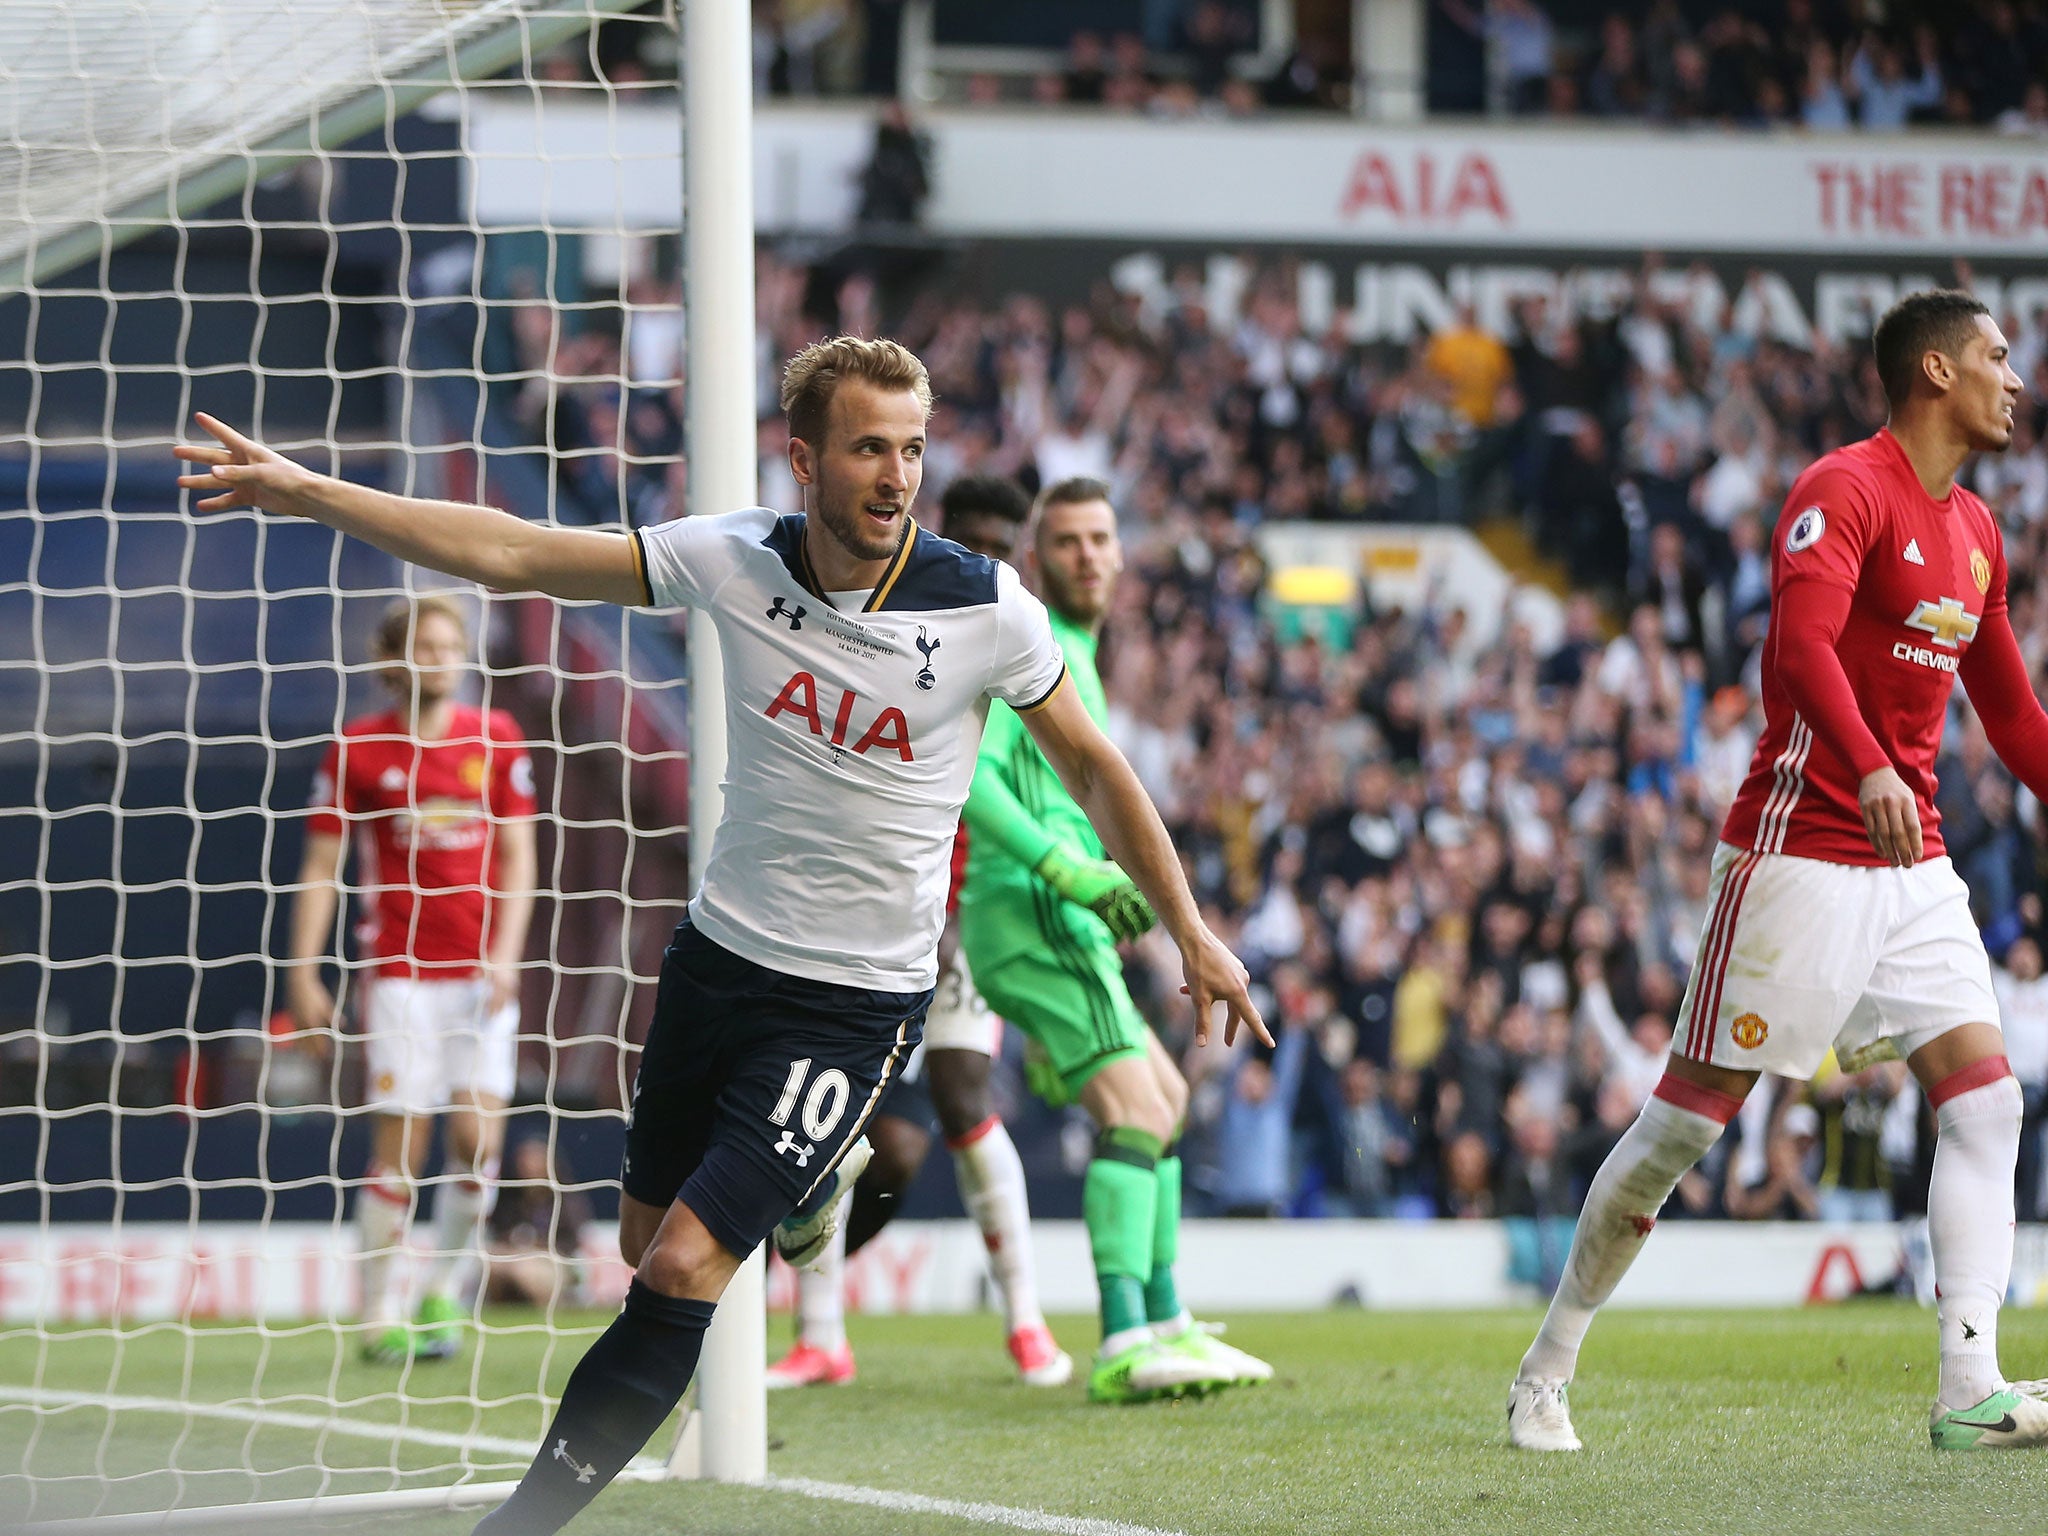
959, 606, 1110, 969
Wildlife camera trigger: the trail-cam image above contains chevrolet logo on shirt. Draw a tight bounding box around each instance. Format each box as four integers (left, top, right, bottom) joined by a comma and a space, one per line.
1903, 597, 1979, 649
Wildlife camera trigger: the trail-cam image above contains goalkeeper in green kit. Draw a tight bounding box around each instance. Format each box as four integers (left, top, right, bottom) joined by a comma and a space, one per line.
960, 477, 1273, 1404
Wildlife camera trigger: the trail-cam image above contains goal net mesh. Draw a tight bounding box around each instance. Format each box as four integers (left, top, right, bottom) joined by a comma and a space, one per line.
0, 0, 692, 1519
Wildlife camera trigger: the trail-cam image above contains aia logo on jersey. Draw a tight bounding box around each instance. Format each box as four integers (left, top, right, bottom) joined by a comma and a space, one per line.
1785, 506, 1825, 552
764, 671, 915, 762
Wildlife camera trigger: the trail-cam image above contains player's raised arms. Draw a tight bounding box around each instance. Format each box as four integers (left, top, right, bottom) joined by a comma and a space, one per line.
174, 413, 647, 606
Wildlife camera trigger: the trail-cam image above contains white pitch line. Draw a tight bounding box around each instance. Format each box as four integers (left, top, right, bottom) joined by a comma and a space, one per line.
763, 1476, 1187, 1536
4, 1388, 1189, 1536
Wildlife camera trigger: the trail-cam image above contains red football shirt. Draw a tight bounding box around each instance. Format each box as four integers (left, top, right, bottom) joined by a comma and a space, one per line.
306, 704, 537, 977
1722, 429, 2005, 865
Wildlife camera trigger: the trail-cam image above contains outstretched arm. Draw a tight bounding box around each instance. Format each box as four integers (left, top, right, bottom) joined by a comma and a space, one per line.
175, 414, 647, 605
1020, 683, 1270, 1049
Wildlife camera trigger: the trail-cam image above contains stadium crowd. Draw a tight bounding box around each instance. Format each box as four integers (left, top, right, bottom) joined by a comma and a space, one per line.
561, 3, 2048, 131
497, 242, 2048, 1254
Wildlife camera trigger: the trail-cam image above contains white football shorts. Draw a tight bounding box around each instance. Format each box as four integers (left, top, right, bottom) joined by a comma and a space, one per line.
360, 976, 518, 1113
1675, 841, 1998, 1079
921, 949, 1001, 1057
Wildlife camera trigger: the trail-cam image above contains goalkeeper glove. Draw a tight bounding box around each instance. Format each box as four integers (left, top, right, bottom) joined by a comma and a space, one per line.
1032, 845, 1157, 942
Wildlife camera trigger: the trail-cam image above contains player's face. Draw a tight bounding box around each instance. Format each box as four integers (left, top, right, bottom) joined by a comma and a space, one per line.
1954, 315, 2023, 452
384, 612, 467, 706
944, 510, 1020, 564
1031, 496, 1123, 625
792, 381, 926, 566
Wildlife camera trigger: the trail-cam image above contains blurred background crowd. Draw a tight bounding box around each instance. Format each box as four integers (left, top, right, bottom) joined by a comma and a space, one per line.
561, 1, 2048, 132
492, 215, 2048, 1268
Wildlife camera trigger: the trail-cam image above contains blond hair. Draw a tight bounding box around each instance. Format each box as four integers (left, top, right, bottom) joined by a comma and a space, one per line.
372, 594, 470, 662
779, 335, 933, 446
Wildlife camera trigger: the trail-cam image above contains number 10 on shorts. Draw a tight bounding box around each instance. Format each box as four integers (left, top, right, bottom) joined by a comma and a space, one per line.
768, 1057, 850, 1141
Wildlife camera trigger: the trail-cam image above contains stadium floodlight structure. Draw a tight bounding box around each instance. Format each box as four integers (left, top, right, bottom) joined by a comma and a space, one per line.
1, 0, 764, 1522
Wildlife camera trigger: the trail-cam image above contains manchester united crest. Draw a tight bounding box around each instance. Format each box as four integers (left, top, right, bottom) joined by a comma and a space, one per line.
1970, 548, 1992, 595
1730, 1012, 1768, 1050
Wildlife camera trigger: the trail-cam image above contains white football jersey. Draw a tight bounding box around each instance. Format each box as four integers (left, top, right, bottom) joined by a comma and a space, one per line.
633, 507, 1065, 990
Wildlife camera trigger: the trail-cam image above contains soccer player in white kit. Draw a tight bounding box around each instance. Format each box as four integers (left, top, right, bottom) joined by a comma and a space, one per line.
768, 474, 1073, 1392
178, 335, 1265, 1535
288, 595, 536, 1362
1509, 290, 2048, 1452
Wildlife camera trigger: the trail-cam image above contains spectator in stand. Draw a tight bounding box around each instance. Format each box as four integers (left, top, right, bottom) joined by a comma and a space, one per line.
1847, 29, 1943, 129
1993, 935, 2048, 1222
1798, 40, 1852, 128
855, 101, 930, 225
1208, 1015, 1311, 1216
1424, 302, 1514, 432
1484, 0, 1555, 115
1439, 1129, 1496, 1218
1725, 1101, 1822, 1220
1063, 31, 1108, 103
1633, 523, 1709, 658
1584, 14, 1648, 117
1333, 1056, 1394, 1215
1810, 1057, 1906, 1223
1183, 1, 1245, 99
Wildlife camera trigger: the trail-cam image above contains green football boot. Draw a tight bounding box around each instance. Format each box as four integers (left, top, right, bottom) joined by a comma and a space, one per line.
414, 1294, 466, 1361
360, 1324, 413, 1365
1158, 1320, 1271, 1388
1930, 1388, 2048, 1449
1086, 1337, 1220, 1405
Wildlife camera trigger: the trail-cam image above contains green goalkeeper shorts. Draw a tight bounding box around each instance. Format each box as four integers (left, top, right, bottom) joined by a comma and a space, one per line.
973, 940, 1149, 1103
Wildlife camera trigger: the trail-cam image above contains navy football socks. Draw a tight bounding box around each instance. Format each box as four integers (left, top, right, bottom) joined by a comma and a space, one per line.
474, 1280, 716, 1535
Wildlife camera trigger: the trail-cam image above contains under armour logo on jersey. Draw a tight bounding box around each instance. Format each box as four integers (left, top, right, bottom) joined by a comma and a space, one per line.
766, 596, 807, 631
1903, 538, 1925, 566
914, 625, 941, 691
553, 1438, 595, 1483
773, 1128, 815, 1166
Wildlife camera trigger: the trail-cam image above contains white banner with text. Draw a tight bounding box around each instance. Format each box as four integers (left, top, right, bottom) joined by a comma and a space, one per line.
12, 1220, 2048, 1322
466, 100, 2048, 257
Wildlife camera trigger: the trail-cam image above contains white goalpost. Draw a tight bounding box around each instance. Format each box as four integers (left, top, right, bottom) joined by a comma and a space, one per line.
1, 0, 763, 1522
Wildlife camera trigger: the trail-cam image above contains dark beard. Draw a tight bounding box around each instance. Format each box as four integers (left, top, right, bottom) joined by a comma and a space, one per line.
814, 490, 905, 564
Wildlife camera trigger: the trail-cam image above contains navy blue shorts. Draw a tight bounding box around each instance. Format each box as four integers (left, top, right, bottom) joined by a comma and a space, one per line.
621, 919, 930, 1259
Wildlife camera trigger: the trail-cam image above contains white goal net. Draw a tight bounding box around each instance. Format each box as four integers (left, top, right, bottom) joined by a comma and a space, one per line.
1, 0, 702, 1521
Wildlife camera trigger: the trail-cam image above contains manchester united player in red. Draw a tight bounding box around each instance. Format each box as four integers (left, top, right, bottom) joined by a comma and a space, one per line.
288, 595, 537, 1362
1509, 290, 2048, 1452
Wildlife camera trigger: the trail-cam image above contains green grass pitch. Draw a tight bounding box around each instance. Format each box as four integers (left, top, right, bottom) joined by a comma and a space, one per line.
8, 1304, 2048, 1535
